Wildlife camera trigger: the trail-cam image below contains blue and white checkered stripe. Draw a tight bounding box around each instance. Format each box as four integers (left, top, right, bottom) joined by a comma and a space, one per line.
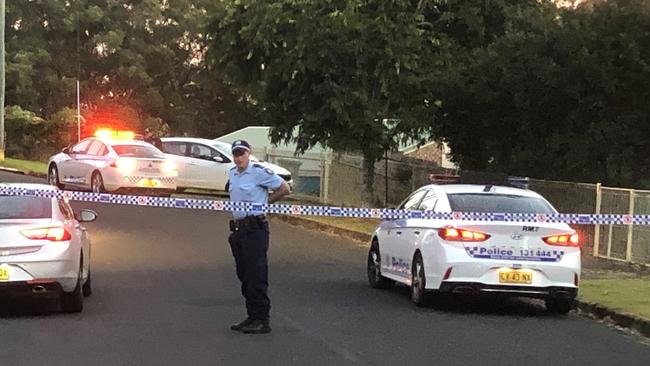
1, 186, 649, 225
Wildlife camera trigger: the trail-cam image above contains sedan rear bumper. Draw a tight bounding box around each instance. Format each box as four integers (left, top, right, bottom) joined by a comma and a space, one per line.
0, 281, 63, 298
438, 281, 578, 299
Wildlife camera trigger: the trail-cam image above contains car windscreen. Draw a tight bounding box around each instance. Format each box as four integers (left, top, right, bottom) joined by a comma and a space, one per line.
447, 193, 555, 214
0, 195, 52, 219
112, 144, 165, 159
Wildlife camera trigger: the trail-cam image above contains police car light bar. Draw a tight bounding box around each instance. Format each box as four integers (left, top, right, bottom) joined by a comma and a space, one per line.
507, 176, 530, 190
95, 129, 135, 141
429, 174, 460, 184
455, 171, 531, 190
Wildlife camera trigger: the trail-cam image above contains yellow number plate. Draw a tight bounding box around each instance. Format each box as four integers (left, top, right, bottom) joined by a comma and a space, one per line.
498, 269, 532, 284
140, 178, 160, 187
0, 267, 10, 281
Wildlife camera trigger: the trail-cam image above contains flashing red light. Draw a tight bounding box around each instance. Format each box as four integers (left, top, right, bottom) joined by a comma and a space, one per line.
21, 226, 71, 242
543, 233, 580, 247
438, 227, 491, 242
94, 129, 135, 141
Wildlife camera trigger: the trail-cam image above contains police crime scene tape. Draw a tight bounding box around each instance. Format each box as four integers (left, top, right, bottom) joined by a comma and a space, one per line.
1, 186, 648, 226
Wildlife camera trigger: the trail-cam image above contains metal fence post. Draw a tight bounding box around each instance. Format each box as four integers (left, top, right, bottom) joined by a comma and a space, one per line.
593, 183, 602, 257
626, 190, 635, 262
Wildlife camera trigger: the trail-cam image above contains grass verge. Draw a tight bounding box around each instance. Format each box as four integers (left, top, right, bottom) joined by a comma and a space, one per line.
0, 158, 48, 175
579, 278, 650, 320
297, 216, 379, 235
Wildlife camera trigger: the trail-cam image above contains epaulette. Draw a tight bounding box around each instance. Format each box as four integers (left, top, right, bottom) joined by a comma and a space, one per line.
253, 164, 275, 175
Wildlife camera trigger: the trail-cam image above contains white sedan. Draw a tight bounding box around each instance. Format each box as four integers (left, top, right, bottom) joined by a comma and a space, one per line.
0, 183, 96, 313
161, 137, 293, 192
48, 131, 178, 196
368, 183, 581, 314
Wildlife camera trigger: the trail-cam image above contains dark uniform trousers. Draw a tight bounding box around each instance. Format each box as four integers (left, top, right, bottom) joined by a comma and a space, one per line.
228, 216, 270, 320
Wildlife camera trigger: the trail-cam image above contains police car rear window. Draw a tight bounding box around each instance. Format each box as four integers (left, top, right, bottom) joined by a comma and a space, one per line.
447, 194, 555, 214
0, 196, 52, 219
113, 145, 165, 159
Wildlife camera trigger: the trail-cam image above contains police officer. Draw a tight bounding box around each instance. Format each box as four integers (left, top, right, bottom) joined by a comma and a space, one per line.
228, 139, 290, 334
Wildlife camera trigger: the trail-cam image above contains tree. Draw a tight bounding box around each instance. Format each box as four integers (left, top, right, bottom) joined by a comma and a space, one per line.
433, 0, 650, 187
209, 0, 443, 205
5, 0, 260, 145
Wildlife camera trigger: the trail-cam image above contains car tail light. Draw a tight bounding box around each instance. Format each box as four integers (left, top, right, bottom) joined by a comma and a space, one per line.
110, 158, 137, 174
438, 227, 491, 242
161, 161, 177, 175
21, 226, 71, 242
543, 233, 580, 246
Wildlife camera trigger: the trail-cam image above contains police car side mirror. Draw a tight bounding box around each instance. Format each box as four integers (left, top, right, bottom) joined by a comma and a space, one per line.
212, 156, 224, 163
62, 146, 71, 154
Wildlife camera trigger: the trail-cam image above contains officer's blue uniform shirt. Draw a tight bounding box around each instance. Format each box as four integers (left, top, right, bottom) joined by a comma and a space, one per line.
229, 163, 284, 220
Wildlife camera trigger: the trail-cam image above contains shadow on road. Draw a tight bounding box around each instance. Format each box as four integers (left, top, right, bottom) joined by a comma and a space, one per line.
0, 296, 61, 318
389, 285, 554, 317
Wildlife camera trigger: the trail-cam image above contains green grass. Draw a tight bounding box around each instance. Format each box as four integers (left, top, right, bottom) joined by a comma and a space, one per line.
580, 278, 650, 320
0, 158, 48, 175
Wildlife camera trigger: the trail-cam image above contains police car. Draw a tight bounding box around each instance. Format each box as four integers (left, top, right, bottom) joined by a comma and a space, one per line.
47, 130, 178, 196
368, 176, 581, 314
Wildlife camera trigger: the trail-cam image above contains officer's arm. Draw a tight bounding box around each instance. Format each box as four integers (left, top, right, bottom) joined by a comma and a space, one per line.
269, 180, 290, 203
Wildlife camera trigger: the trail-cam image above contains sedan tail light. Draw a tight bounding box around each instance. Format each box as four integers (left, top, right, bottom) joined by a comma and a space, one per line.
438, 227, 491, 242
161, 161, 178, 175
543, 233, 580, 246
21, 226, 71, 242
110, 159, 137, 174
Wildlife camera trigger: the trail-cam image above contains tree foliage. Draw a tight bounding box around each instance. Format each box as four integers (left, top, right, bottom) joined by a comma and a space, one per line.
434, 0, 650, 187
209, 0, 443, 204
5, 0, 260, 160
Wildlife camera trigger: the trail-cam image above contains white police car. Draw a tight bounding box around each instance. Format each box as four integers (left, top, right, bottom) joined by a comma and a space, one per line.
48, 130, 178, 196
368, 178, 581, 314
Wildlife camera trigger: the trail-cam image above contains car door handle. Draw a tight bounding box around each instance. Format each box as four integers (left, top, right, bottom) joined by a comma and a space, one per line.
414, 231, 421, 235
395, 231, 402, 235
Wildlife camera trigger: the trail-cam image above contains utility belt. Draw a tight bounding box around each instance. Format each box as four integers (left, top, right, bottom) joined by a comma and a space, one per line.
229, 215, 267, 232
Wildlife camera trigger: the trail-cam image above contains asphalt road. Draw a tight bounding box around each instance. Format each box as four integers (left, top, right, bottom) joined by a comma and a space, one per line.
1, 170, 649, 366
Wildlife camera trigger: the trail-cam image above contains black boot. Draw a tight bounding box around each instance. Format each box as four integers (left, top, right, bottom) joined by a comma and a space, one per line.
240, 319, 271, 334
230, 317, 254, 332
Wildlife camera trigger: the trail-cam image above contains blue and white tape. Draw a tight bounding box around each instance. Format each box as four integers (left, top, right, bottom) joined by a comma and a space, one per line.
1, 186, 647, 225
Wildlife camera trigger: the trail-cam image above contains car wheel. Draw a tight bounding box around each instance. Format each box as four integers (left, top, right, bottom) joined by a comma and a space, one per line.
411, 252, 429, 306
367, 240, 395, 289
82, 267, 92, 297
60, 257, 84, 313
545, 297, 573, 315
48, 165, 64, 189
91, 172, 105, 194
